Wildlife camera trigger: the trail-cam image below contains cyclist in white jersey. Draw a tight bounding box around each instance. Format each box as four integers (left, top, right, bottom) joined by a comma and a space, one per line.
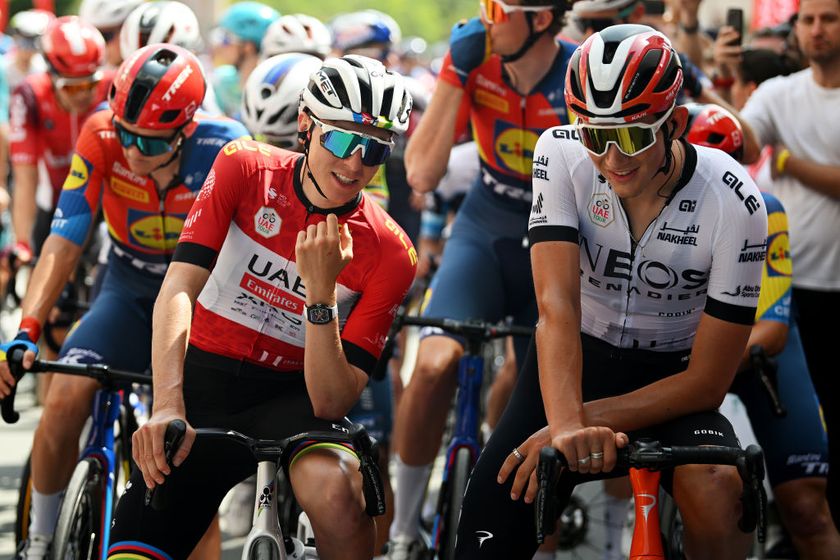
454, 25, 768, 559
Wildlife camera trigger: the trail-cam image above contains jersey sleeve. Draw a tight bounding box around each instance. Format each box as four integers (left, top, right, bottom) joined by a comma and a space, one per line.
50, 119, 108, 246
528, 126, 580, 245
8, 83, 40, 166
173, 141, 250, 268
704, 167, 769, 325
755, 193, 792, 324
339, 219, 416, 375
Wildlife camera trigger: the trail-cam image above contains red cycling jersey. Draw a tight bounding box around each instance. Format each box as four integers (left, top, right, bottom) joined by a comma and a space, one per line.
8, 72, 111, 209
438, 42, 576, 208
51, 110, 250, 275
174, 140, 417, 374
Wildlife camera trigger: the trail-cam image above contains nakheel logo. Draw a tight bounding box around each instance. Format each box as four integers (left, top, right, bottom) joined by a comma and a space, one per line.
589, 193, 614, 227
254, 206, 280, 238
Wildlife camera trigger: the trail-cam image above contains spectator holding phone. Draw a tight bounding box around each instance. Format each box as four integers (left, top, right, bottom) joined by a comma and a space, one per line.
739, 0, 840, 531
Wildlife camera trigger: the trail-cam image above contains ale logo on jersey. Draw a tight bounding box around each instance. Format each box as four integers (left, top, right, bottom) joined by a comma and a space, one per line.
63, 154, 92, 191
494, 126, 540, 176
589, 193, 614, 227
255, 206, 280, 238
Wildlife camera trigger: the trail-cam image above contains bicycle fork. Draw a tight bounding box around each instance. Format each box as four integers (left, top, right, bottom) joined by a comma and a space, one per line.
85, 389, 121, 560
241, 460, 307, 559
430, 353, 484, 553
629, 468, 665, 560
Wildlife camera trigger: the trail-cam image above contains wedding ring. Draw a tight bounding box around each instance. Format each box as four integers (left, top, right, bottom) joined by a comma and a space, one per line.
512, 447, 524, 462
577, 456, 591, 465
591, 451, 605, 460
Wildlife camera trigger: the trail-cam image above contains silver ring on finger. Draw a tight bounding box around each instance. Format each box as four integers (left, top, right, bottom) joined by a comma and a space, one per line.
591, 451, 605, 460
512, 447, 524, 463
577, 455, 591, 465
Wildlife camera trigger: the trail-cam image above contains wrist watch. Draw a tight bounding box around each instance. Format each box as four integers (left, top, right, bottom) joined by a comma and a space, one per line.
304, 303, 338, 325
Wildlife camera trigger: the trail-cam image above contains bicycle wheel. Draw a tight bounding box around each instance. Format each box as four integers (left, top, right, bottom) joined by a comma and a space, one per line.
439, 447, 472, 560
51, 457, 104, 560
14, 455, 33, 545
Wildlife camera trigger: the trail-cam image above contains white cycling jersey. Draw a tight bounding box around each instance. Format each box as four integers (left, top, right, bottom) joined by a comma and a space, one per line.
528, 125, 768, 351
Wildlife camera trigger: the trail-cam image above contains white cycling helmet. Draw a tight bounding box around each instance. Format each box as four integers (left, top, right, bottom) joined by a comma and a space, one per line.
300, 55, 412, 135
241, 53, 324, 148
119, 1, 201, 60
330, 10, 401, 53
79, 0, 146, 29
262, 14, 332, 59
9, 9, 55, 39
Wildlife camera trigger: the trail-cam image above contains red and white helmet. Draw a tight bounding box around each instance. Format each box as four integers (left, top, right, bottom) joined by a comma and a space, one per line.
119, 1, 202, 60
685, 103, 744, 162
41, 16, 106, 78
261, 14, 332, 59
565, 24, 683, 125
109, 44, 206, 129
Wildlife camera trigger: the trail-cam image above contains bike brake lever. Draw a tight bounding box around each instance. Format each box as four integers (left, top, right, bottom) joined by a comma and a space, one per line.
145, 419, 187, 510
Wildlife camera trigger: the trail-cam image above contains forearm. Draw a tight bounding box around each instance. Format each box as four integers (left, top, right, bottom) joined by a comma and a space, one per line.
11, 164, 38, 245
584, 369, 723, 433
150, 287, 193, 414
304, 321, 365, 419
737, 320, 788, 372
404, 82, 464, 193
784, 155, 840, 198
20, 234, 83, 323
537, 310, 585, 439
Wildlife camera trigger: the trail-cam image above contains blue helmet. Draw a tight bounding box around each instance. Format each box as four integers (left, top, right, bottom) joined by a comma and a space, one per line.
218, 2, 280, 48
330, 10, 401, 54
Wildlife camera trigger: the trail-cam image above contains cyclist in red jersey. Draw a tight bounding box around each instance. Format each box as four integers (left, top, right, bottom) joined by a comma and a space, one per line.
107, 55, 416, 560
9, 16, 110, 260
0, 44, 249, 559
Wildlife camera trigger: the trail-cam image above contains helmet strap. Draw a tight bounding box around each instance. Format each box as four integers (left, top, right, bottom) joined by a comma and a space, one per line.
655, 122, 674, 177
302, 124, 330, 201
501, 12, 546, 63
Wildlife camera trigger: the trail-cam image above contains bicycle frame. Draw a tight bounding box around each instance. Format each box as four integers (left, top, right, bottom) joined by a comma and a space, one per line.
430, 351, 484, 551
83, 388, 123, 560
628, 468, 665, 559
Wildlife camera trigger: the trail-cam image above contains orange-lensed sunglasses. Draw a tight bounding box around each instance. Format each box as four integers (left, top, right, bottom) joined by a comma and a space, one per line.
479, 0, 551, 24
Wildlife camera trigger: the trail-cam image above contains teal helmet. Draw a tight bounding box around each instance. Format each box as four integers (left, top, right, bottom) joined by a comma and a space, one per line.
218, 2, 280, 48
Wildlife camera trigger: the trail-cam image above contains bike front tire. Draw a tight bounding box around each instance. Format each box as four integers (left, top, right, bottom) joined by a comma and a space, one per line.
51, 457, 104, 560
440, 447, 472, 560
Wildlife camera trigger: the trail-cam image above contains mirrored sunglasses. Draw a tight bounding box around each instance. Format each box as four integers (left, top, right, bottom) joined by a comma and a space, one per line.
479, 0, 551, 24
576, 110, 672, 157
113, 118, 180, 157
310, 116, 394, 167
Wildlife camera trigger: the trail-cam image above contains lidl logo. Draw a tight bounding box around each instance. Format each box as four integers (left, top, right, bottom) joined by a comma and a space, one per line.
129, 214, 185, 250
494, 127, 539, 176
767, 233, 792, 276
63, 154, 92, 191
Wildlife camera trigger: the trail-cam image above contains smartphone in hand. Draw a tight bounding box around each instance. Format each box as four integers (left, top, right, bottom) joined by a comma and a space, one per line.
726, 8, 744, 45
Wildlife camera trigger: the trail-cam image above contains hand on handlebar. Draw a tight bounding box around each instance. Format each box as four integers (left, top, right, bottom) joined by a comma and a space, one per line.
133, 409, 195, 490
497, 426, 552, 504
551, 426, 629, 475
0, 334, 39, 398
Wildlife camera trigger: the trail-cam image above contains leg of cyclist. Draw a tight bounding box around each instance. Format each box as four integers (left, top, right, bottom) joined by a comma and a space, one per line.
731, 323, 840, 557
291, 448, 376, 560
25, 261, 157, 557
484, 336, 517, 432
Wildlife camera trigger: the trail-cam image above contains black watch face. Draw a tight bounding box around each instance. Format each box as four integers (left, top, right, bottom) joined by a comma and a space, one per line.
308, 306, 333, 324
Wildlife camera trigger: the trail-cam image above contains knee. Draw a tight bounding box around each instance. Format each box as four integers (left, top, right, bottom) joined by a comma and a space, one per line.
409, 343, 460, 390
39, 377, 96, 436
677, 465, 744, 538
297, 467, 366, 536
776, 480, 835, 539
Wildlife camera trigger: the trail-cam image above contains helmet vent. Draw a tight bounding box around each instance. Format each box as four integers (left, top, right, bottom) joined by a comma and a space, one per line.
267, 107, 287, 125
653, 54, 680, 93
125, 83, 151, 122
589, 58, 629, 109
322, 67, 351, 108
706, 132, 725, 144
624, 49, 660, 101
160, 109, 180, 123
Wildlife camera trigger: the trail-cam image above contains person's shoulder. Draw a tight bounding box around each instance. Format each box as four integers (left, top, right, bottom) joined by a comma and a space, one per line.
213, 137, 299, 175
754, 68, 810, 96
760, 191, 785, 215
693, 144, 763, 217
358, 200, 417, 275
192, 112, 251, 143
